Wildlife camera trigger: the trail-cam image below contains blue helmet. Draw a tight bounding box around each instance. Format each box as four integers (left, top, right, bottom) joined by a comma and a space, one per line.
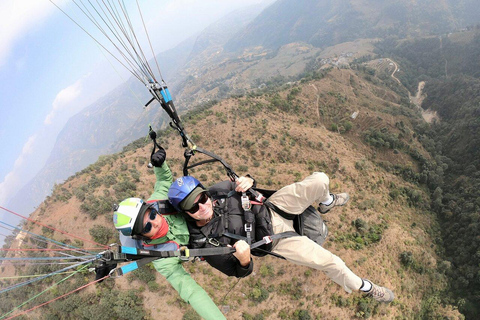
168, 176, 204, 211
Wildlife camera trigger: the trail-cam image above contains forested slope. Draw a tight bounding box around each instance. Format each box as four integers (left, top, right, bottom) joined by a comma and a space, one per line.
374, 28, 480, 319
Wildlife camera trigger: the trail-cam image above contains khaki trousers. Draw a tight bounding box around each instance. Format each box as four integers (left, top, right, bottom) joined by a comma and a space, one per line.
268, 172, 363, 293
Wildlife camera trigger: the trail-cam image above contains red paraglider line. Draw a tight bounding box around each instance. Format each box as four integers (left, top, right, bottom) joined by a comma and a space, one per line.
2, 275, 110, 320
0, 206, 108, 249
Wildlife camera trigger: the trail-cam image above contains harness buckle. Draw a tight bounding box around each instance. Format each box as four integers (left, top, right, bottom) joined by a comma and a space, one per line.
245, 224, 253, 232
179, 246, 190, 261
241, 194, 251, 210
207, 238, 220, 247
263, 236, 273, 244
255, 192, 266, 203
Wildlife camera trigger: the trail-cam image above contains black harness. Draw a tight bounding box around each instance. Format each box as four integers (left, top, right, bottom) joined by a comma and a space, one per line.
199, 188, 299, 259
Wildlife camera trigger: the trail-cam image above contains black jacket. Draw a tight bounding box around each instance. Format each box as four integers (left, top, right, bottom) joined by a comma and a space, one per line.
187, 180, 273, 278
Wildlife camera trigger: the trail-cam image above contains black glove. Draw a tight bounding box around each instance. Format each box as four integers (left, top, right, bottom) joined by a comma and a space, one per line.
95, 263, 117, 282
151, 147, 166, 167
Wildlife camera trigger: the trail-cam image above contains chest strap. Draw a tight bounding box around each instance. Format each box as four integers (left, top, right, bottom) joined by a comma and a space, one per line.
102, 230, 301, 277
223, 231, 298, 246
212, 191, 255, 244
241, 193, 254, 245
223, 231, 299, 260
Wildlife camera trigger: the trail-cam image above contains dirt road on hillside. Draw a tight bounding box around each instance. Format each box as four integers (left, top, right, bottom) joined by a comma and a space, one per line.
386, 58, 402, 85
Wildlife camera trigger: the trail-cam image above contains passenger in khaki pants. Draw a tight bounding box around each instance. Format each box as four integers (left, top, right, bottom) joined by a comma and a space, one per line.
269, 172, 365, 293
169, 172, 394, 303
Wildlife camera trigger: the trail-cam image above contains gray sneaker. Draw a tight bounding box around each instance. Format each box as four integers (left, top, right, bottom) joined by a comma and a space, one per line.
363, 280, 394, 303
318, 193, 349, 213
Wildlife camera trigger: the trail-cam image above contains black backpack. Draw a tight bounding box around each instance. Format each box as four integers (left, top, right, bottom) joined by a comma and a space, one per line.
256, 188, 329, 246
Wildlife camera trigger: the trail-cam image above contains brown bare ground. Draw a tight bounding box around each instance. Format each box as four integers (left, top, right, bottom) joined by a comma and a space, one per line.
4, 68, 462, 319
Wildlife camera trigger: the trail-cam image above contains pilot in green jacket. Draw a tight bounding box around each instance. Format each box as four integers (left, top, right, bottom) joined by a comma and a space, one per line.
113, 151, 225, 320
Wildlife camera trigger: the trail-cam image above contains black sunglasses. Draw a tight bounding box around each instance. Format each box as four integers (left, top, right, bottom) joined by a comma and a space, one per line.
186, 192, 209, 213
142, 208, 158, 234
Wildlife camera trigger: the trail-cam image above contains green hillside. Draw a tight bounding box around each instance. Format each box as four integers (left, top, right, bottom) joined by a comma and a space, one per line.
1, 65, 465, 319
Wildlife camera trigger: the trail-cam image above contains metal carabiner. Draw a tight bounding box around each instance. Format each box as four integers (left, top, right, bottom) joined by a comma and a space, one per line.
207, 238, 220, 247
108, 267, 122, 279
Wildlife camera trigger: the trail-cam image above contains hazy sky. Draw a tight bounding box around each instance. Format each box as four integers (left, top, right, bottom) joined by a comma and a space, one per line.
0, 0, 270, 237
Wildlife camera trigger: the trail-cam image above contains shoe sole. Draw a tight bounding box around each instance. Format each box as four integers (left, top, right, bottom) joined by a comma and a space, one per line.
319, 194, 350, 214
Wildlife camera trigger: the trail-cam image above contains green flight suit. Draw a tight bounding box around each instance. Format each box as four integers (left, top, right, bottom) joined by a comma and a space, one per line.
145, 162, 225, 320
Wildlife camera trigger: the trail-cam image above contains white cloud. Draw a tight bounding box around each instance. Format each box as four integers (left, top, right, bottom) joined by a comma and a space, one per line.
44, 78, 84, 125
0, 74, 90, 206
20, 134, 37, 158
0, 134, 37, 205
0, 0, 60, 67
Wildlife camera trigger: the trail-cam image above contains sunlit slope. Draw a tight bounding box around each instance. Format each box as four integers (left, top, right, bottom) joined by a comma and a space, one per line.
1, 67, 464, 319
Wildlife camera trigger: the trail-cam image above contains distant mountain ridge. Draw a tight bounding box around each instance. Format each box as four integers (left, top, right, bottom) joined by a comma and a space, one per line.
225, 0, 480, 51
